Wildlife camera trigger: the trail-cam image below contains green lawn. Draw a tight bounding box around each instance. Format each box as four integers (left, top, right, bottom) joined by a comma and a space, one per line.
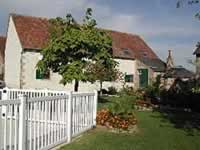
60, 111, 200, 150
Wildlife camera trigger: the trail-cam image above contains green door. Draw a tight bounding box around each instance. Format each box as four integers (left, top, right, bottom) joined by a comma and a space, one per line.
138, 69, 148, 88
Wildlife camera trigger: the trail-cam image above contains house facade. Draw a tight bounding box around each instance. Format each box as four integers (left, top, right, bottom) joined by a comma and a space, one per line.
4, 14, 165, 91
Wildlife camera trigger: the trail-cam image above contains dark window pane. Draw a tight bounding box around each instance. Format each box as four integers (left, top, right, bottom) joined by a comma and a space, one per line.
36, 69, 50, 80
36, 69, 43, 79
125, 74, 134, 82
140, 51, 148, 58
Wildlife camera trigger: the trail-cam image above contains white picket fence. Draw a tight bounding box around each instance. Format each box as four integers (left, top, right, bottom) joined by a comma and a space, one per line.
0, 88, 98, 150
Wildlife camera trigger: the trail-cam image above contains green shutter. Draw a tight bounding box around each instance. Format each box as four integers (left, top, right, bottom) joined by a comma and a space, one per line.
125, 74, 134, 82
36, 69, 50, 79
36, 69, 44, 79
138, 69, 148, 88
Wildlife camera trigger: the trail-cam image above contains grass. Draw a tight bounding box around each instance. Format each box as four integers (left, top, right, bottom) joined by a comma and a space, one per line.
60, 111, 200, 150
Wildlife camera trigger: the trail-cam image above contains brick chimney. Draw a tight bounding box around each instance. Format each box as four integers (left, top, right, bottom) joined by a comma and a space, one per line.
166, 50, 174, 70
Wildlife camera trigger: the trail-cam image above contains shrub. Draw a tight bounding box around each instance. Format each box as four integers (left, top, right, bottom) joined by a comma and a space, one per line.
143, 85, 155, 98
106, 95, 136, 115
107, 86, 118, 95
119, 86, 143, 100
192, 87, 200, 94
101, 89, 108, 95
143, 75, 162, 99
119, 86, 134, 95
161, 78, 200, 111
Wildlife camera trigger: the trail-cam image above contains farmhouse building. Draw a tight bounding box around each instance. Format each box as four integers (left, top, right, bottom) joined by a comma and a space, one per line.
4, 14, 165, 91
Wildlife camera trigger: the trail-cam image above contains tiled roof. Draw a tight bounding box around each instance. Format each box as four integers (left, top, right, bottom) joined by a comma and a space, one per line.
12, 14, 50, 50
0, 36, 6, 61
11, 14, 158, 60
139, 58, 166, 72
109, 30, 158, 59
164, 67, 194, 79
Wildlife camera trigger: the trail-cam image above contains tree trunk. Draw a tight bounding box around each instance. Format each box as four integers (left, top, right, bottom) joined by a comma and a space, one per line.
100, 81, 103, 96
74, 79, 79, 92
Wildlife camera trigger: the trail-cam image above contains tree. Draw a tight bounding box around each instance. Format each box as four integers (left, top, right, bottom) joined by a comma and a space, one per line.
177, 0, 200, 73
85, 50, 121, 96
177, 0, 200, 19
37, 8, 115, 92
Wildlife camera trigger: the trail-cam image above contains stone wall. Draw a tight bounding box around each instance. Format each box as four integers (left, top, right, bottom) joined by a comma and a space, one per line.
20, 52, 137, 91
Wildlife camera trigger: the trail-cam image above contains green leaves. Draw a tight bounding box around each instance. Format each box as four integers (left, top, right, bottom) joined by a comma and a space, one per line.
83, 8, 97, 28
107, 96, 136, 116
177, 0, 200, 20
59, 61, 87, 85
37, 8, 114, 91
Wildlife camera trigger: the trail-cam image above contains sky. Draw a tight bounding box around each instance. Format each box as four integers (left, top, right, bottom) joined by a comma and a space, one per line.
0, 0, 199, 71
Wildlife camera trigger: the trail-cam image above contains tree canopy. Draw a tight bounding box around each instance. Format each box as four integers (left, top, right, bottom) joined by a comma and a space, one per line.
85, 51, 121, 95
177, 0, 200, 19
37, 8, 118, 91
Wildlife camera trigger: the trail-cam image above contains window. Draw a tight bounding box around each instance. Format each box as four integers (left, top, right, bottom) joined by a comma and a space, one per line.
36, 69, 50, 79
143, 52, 148, 57
125, 74, 134, 82
122, 48, 130, 55
141, 51, 148, 58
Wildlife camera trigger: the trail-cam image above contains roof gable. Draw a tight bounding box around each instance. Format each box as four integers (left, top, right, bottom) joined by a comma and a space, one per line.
139, 58, 166, 72
12, 14, 50, 50
11, 14, 158, 60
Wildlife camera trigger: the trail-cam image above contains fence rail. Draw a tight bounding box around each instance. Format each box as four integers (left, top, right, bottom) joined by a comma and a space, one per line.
0, 88, 97, 150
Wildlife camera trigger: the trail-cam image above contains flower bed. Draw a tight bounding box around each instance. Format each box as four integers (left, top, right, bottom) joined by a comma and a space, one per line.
96, 109, 137, 132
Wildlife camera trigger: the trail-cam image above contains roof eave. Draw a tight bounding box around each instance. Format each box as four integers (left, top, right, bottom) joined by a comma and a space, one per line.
114, 56, 135, 60
23, 48, 41, 52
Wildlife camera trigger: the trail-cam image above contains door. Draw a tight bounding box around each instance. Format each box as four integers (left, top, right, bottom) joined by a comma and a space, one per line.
138, 69, 148, 88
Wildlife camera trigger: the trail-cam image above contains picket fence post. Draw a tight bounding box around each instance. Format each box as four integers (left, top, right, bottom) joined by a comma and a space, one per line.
18, 94, 27, 150
2, 88, 8, 150
2, 87, 8, 100
44, 88, 49, 97
67, 91, 72, 143
93, 90, 98, 126
2, 88, 8, 117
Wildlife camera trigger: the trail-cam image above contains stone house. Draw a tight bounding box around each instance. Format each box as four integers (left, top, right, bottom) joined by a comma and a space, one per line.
4, 14, 165, 91
163, 50, 194, 89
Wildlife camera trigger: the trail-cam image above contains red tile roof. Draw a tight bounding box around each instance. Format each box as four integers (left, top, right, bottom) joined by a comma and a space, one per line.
11, 14, 158, 60
0, 36, 6, 62
12, 14, 50, 50
109, 30, 158, 59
